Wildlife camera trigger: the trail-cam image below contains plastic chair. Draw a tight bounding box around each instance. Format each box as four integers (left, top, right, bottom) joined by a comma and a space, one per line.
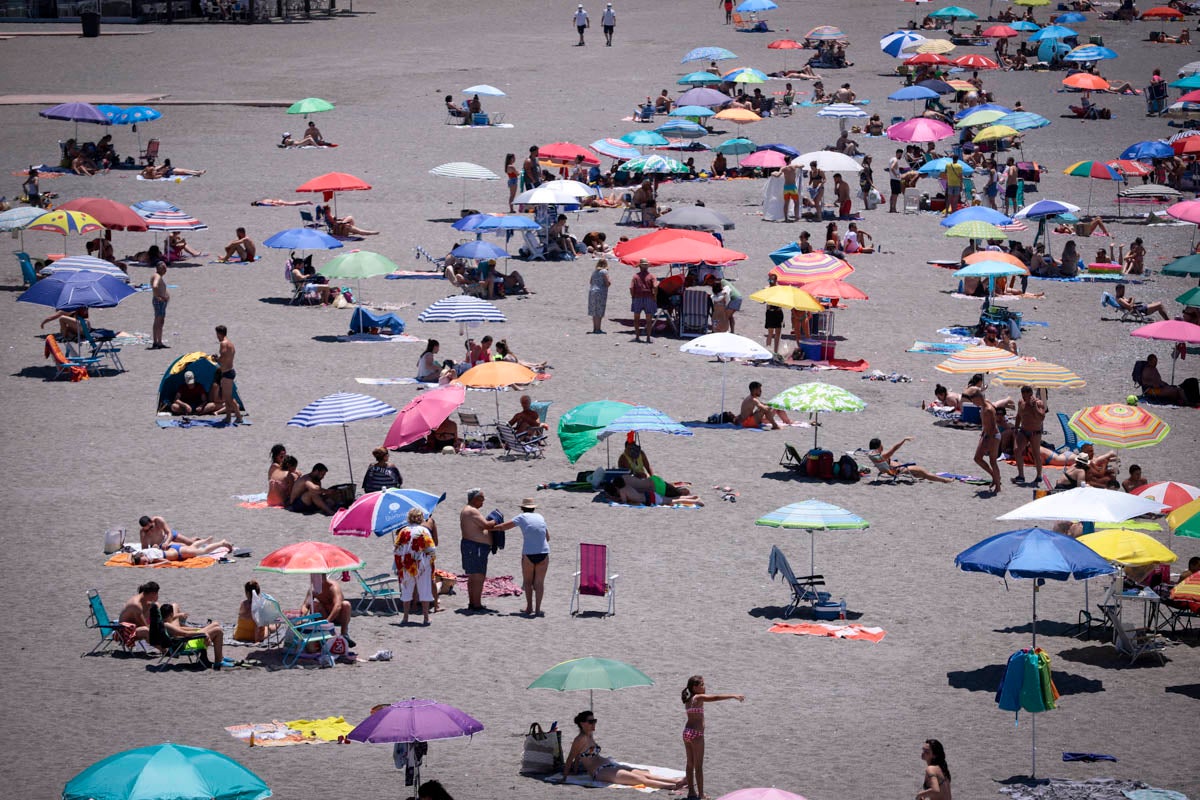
264, 595, 335, 668
353, 570, 402, 614
300, 209, 318, 227
80, 318, 123, 373
1101, 603, 1166, 665
767, 545, 827, 619
1055, 412, 1079, 453
84, 589, 132, 656
570, 543, 619, 616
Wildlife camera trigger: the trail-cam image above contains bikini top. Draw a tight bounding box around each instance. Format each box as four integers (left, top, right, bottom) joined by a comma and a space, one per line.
686, 703, 704, 716
580, 742, 602, 759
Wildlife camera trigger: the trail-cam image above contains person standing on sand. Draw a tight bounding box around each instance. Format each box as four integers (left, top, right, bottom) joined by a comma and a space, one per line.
681, 675, 744, 800
965, 387, 1000, 494
601, 2, 615, 45
522, 145, 541, 193
492, 498, 550, 616
630, 258, 657, 343
588, 258, 610, 334
916, 739, 952, 800
1013, 385, 1047, 487
720, 0, 732, 24
212, 324, 244, 425
778, 162, 799, 222
574, 4, 589, 46
459, 488, 495, 612
150, 262, 170, 350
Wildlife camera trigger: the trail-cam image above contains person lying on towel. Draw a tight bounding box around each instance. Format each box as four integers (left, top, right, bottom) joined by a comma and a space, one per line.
600, 476, 703, 507
130, 538, 235, 564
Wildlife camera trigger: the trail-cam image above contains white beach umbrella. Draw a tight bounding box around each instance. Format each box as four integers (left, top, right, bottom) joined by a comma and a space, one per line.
430, 162, 500, 207
463, 84, 506, 97
791, 151, 863, 173
513, 186, 584, 205
997, 486, 1167, 523
680, 333, 772, 414
539, 179, 599, 198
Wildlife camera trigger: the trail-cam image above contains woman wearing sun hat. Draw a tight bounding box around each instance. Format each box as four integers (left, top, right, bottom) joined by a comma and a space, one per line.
493, 498, 550, 616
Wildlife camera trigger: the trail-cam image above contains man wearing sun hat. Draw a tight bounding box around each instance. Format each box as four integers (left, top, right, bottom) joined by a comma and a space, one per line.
493, 498, 550, 616
573, 4, 589, 46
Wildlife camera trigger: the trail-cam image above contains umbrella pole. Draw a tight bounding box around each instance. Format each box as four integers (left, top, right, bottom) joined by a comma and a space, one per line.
720, 359, 727, 415
1031, 712, 1037, 779
810, 530, 816, 578
813, 411, 820, 449
590, 689, 594, 712
342, 423, 354, 485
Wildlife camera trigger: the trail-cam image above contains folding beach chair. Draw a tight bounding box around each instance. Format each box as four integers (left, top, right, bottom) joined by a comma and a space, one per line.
263, 595, 335, 668
1101, 292, 1150, 323
866, 451, 917, 484
570, 542, 618, 616
767, 545, 826, 619
497, 422, 546, 459
679, 286, 712, 338
1055, 412, 1079, 454
84, 589, 135, 656
1101, 603, 1166, 665
300, 209, 318, 227
147, 604, 209, 670
139, 139, 159, 166
458, 409, 494, 451
16, 252, 39, 288
780, 443, 807, 472
79, 318, 123, 373
45, 334, 99, 380
353, 570, 402, 614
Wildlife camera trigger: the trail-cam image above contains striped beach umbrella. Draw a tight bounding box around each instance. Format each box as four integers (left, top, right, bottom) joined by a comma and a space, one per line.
1169, 499, 1200, 539
935, 346, 1024, 374
805, 25, 846, 40
597, 405, 693, 439
681, 46, 737, 64
770, 252, 854, 285
954, 54, 1000, 69
418, 295, 506, 324
767, 383, 865, 448
655, 120, 709, 139
617, 155, 691, 175
1068, 404, 1170, 449
287, 391, 398, 482
1064, 45, 1118, 63
993, 361, 1085, 389
995, 111, 1051, 131
817, 103, 868, 119
944, 221, 1008, 240
1130, 482, 1200, 514
756, 499, 869, 577
881, 30, 926, 58
330, 488, 447, 537
38, 255, 130, 283
256, 540, 365, 574
955, 109, 1007, 128
590, 138, 641, 161
138, 209, 207, 231
1170, 572, 1200, 601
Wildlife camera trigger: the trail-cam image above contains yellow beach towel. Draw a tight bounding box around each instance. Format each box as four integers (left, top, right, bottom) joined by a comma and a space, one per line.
284, 717, 355, 742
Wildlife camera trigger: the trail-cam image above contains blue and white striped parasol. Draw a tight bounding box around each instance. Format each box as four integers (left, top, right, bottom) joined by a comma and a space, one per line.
881, 30, 926, 58
287, 392, 398, 483
597, 406, 693, 440
39, 255, 130, 283
1063, 45, 1117, 63
655, 120, 709, 139
418, 295, 507, 324
590, 138, 642, 161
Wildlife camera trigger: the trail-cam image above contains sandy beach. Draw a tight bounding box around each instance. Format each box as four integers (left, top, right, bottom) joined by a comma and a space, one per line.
0, 1, 1197, 798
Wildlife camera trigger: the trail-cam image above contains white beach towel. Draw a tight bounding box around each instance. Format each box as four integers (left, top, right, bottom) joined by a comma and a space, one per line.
136, 174, 194, 182
542, 763, 684, 792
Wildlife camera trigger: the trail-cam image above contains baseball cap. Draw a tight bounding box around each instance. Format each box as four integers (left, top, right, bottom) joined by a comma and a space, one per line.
183, 371, 195, 384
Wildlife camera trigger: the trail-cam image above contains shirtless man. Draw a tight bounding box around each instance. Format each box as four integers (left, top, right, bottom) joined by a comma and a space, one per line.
306, 575, 354, 646
736, 381, 793, 429
218, 227, 256, 263
965, 387, 1001, 494
150, 263, 169, 350
212, 325, 244, 424
833, 173, 853, 219
1012, 385, 1047, 486
522, 145, 542, 192
119, 581, 159, 643
508, 394, 548, 440
1139, 354, 1186, 404
831, 83, 856, 104
1122, 464, 1148, 493
1115, 284, 1169, 320
138, 515, 208, 551
459, 488, 495, 611
778, 162, 800, 222
288, 463, 334, 515
605, 475, 703, 506
306, 121, 325, 145
632, 180, 659, 224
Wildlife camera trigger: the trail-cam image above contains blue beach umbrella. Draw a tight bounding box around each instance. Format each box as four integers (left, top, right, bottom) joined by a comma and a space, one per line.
930, 5, 978, 19
994, 111, 1050, 131
451, 240, 509, 260
1010, 20, 1040, 31
621, 130, 670, 147
678, 71, 723, 85
734, 0, 776, 12
890, 85, 939, 101
655, 120, 709, 139
757, 142, 800, 158
919, 157, 976, 176
1029, 25, 1076, 41
472, 215, 541, 232
1063, 45, 1117, 62
597, 405, 693, 439
330, 488, 448, 537
263, 227, 343, 250
881, 30, 926, 58
111, 105, 162, 124
670, 105, 718, 118
1015, 199, 1080, 219
769, 241, 802, 264
63, 742, 271, 800
95, 103, 124, 121
1056, 11, 1087, 23
287, 392, 397, 483
39, 255, 131, 282
942, 206, 1012, 227
682, 46, 737, 64
1121, 140, 1173, 160
17, 269, 136, 311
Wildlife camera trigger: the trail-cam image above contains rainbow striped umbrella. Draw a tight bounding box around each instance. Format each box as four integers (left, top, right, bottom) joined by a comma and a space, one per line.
756, 499, 868, 576
1068, 404, 1169, 449
1170, 572, 1200, 601
935, 345, 1024, 374
27, 209, 103, 236
769, 252, 854, 285
993, 361, 1085, 389
1131, 482, 1200, 513
1065, 160, 1123, 180
1168, 498, 1200, 539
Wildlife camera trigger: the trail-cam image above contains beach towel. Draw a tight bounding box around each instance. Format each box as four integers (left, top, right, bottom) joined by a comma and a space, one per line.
1062, 752, 1118, 763
284, 717, 354, 742
385, 271, 446, 280
277, 143, 339, 149
105, 552, 218, 569
156, 417, 251, 428
336, 333, 424, 344
808, 358, 870, 372
208, 256, 263, 264
355, 377, 438, 386
453, 122, 515, 129
110, 331, 153, 347
454, 574, 523, 597
768, 622, 886, 643
233, 491, 280, 510
13, 164, 72, 178
225, 721, 323, 747
542, 763, 684, 793
600, 499, 703, 509
936, 472, 993, 485
136, 174, 194, 182
251, 199, 314, 207
908, 341, 967, 354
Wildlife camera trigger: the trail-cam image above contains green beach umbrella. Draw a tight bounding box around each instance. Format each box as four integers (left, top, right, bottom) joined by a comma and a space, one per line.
755, 499, 869, 576
287, 97, 335, 116
528, 657, 654, 711
955, 109, 1006, 129
556, 400, 635, 464
944, 221, 1008, 240
1176, 286, 1200, 306
1168, 499, 1200, 539
317, 250, 398, 304
767, 382, 865, 448
1163, 254, 1200, 283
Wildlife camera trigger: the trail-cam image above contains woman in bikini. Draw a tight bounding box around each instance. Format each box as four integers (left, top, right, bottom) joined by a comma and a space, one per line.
681, 675, 745, 800
131, 538, 235, 564
269, 454, 300, 508
504, 153, 519, 211
916, 739, 952, 800
563, 711, 686, 790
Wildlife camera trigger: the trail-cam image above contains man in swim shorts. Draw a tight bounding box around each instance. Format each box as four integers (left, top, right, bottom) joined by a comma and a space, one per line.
736, 381, 793, 429
965, 387, 1002, 494
150, 262, 169, 349
1012, 385, 1047, 486
288, 464, 335, 515
138, 515, 208, 551
460, 488, 495, 611
779, 162, 799, 222
212, 325, 244, 425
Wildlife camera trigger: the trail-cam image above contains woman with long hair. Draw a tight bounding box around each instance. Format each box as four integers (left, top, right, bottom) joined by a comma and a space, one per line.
505, 153, 518, 211
916, 739, 951, 800
563, 711, 685, 790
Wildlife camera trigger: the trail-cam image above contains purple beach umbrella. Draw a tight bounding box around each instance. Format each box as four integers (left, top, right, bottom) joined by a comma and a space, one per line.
348, 698, 484, 744
39, 101, 112, 141
676, 87, 733, 108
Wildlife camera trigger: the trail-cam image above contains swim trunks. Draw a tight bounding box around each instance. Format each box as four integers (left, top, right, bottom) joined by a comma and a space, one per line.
152, 298, 168, 317
783, 183, 798, 200
460, 539, 490, 575
222, 368, 236, 380
890, 178, 903, 194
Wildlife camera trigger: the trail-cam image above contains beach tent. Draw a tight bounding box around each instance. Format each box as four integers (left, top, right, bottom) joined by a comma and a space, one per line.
156, 351, 244, 413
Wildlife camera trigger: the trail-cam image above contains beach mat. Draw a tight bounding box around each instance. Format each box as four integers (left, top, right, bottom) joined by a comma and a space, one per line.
541, 763, 684, 792
225, 717, 352, 746
136, 174, 195, 182
936, 472, 993, 485
208, 256, 263, 264
251, 199, 314, 207
233, 491, 280, 510
336, 333, 424, 343
768, 622, 886, 642
277, 143, 339, 149
105, 552, 218, 568
355, 377, 436, 386
908, 341, 967, 354
157, 417, 251, 429
454, 574, 523, 597
385, 271, 446, 280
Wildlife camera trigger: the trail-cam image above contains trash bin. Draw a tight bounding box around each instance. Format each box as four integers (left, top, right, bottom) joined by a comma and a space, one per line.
81, 11, 101, 37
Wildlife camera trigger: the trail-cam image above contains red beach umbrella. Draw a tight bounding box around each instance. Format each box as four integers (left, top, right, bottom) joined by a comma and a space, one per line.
982, 24, 1018, 37
767, 39, 803, 49
1141, 5, 1183, 18
953, 54, 1000, 70
296, 171, 372, 214
538, 142, 600, 165
58, 197, 148, 232
904, 53, 952, 66
616, 237, 747, 267
612, 228, 720, 262
1173, 137, 1200, 156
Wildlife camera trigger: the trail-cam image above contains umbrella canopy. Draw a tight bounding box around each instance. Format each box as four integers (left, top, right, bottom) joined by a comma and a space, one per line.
458, 361, 536, 389
956, 527, 1116, 582
916, 78, 956, 95
1171, 572, 1200, 600
256, 541, 364, 574
741, 150, 785, 168
528, 657, 654, 711
755, 499, 869, 576
1064, 45, 1118, 63
318, 250, 399, 280
591, 138, 642, 160
817, 103, 868, 119
429, 162, 500, 180
919, 158, 976, 176
802, 278, 868, 301
1142, 4, 1183, 17
1010, 20, 1041, 30
770, 252, 854, 284
614, 235, 746, 266
965, 251, 1026, 268
621, 130, 670, 147
767, 383, 866, 447
676, 87, 733, 107
1176, 286, 1200, 306
513, 185, 587, 204
749, 284, 823, 312
995, 111, 1051, 131
263, 228, 343, 250
1130, 319, 1200, 345
655, 120, 709, 139
974, 125, 1020, 144
681, 333, 773, 413
348, 698, 483, 743
670, 105, 719, 118
681, 46, 738, 63
715, 137, 757, 155
296, 171, 371, 193
418, 296, 506, 323
460, 214, 541, 233
451, 240, 509, 260
792, 151, 862, 172
1168, 499, 1200, 539
0, 206, 46, 231
39, 100, 110, 125
805, 25, 846, 40
1015, 199, 1081, 220
138, 209, 207, 232
942, 207, 1010, 227
1062, 72, 1108, 91
998, 486, 1168, 522
597, 405, 692, 440
617, 155, 692, 175
58, 198, 148, 232
1162, 253, 1200, 279
887, 117, 954, 143
717, 791, 808, 800
954, 261, 1027, 279
982, 24, 1019, 37
1078, 530, 1177, 566
714, 108, 762, 124
735, 0, 777, 11
557, 400, 636, 463
1030, 24, 1077, 41
383, 384, 466, 450
678, 71, 724, 85
889, 85, 940, 101
17, 269, 136, 311
930, 4, 977, 18
656, 206, 736, 231
28, 209, 103, 237
1166, 199, 1200, 224
955, 109, 1007, 128
612, 228, 717, 260
1064, 160, 1123, 181
1068, 404, 1169, 449
944, 221, 1008, 240
904, 52, 952, 66
768, 38, 803, 50
62, 743, 270, 800
881, 30, 926, 58
286, 392, 397, 482
725, 66, 769, 82
993, 361, 1084, 389
464, 84, 506, 97
935, 346, 1024, 374
330, 489, 447, 537
954, 54, 1000, 69
39, 255, 130, 283
287, 97, 335, 115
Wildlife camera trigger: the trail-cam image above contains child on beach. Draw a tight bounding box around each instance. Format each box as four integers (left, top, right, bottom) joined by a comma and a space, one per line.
681, 675, 744, 800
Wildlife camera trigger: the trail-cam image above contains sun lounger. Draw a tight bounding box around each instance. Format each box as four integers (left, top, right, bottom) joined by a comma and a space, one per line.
767, 545, 827, 618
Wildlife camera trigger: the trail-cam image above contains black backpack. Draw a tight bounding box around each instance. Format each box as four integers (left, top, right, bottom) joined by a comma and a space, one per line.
836, 454, 861, 482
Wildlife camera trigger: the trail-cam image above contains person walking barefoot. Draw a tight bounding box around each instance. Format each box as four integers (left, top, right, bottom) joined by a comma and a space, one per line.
682, 675, 744, 800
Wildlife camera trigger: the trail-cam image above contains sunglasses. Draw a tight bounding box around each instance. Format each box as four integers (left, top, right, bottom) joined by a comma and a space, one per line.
585, 718, 597, 724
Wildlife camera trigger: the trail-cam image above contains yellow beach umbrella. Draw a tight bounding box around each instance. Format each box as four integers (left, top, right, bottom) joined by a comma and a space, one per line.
1168, 497, 1200, 539
993, 361, 1085, 389
955, 109, 1006, 129
944, 220, 1008, 240
974, 124, 1020, 144
935, 345, 1024, 374
748, 284, 823, 312
1078, 529, 1177, 566
905, 38, 956, 54
713, 108, 762, 124
27, 209, 104, 236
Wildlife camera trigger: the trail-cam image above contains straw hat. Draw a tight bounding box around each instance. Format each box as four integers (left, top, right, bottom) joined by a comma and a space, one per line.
519, 497, 537, 510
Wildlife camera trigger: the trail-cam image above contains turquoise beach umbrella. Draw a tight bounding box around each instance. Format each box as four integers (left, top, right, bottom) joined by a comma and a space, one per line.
63, 743, 271, 800
557, 400, 635, 463
930, 5, 978, 19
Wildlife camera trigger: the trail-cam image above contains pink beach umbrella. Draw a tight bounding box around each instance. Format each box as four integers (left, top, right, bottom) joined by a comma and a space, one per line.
1130, 319, 1200, 382
717, 791, 808, 800
382, 384, 466, 450
1166, 199, 1200, 224
886, 116, 954, 143
741, 149, 787, 168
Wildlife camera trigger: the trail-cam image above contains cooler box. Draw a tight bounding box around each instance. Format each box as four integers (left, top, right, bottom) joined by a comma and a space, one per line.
798, 340, 823, 360
471, 113, 490, 126
813, 600, 844, 620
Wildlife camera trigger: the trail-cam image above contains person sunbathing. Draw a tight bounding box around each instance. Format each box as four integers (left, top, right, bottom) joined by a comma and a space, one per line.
141, 159, 205, 179
40, 308, 87, 341
319, 205, 378, 236
494, 339, 542, 369
563, 711, 688, 790
868, 437, 953, 483
130, 538, 235, 564
280, 131, 319, 148
602, 476, 703, 506
137, 515, 209, 551
1116, 284, 1169, 320
1055, 216, 1109, 237
933, 383, 963, 411
167, 231, 202, 259
1157, 29, 1191, 44
291, 262, 339, 304
268, 455, 299, 508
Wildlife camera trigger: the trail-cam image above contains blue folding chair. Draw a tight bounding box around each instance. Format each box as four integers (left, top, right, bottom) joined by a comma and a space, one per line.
1056, 411, 1079, 453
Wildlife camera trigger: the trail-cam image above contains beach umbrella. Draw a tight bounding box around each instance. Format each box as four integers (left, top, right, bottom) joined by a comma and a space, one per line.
538, 179, 598, 199
930, 4, 977, 18
802, 278, 867, 301
953, 261, 1027, 304
993, 361, 1085, 390
62, 743, 270, 800
887, 117, 954, 143
680, 333, 773, 413
451, 240, 510, 261
613, 228, 717, 260
714, 107, 762, 128
107, 105, 161, 150
0, 205, 45, 250
881, 30, 926, 57
26, 209, 104, 255
596, 405, 693, 440
677, 87, 733, 107
318, 250, 399, 303
955, 54, 1000, 70
740, 149, 786, 168
999, 486, 1167, 523
17, 269, 136, 311
817, 103, 868, 133
1079, 529, 1177, 567
1166, 199, 1200, 224
656, 206, 736, 231
1064, 160, 1123, 180
1057, 10, 1086, 22
380, 383, 467, 451
1171, 572, 1200, 602
1015, 199, 1080, 220
1064, 45, 1117, 63
38, 255, 130, 283
973, 125, 1020, 145
724, 66, 769, 82
537, 142, 600, 166
718, 792, 807, 800
287, 392, 397, 483
330, 488, 447, 537
1142, 5, 1183, 17
715, 137, 756, 155
1170, 74, 1200, 90
736, 0, 776, 10
890, 84, 939, 100
942, 206, 1009, 227
955, 109, 1007, 128
39, 100, 111, 141
58, 198, 148, 232
935, 345, 1023, 374
907, 38, 957, 54
462, 84, 506, 97
1067, 404, 1169, 450
768, 38, 803, 49
1106, 160, 1152, 178
805, 25, 846, 40
620, 130, 670, 148
1176, 286, 1200, 306
758, 142, 800, 158
995, 111, 1050, 131
944, 221, 1008, 240
681, 46, 738, 64
1165, 101, 1200, 119
748, 284, 823, 312
954, 528, 1113, 777
458, 361, 537, 422
347, 698, 482, 792
755, 499, 869, 577
263, 227, 343, 250
905, 52, 952, 66
1061, 72, 1108, 91
965, 251, 1026, 268
792, 151, 862, 173
771, 252, 854, 285
452, 213, 534, 233
615, 233, 746, 266
590, 138, 641, 161
287, 97, 335, 116
529, 657, 654, 711
1169, 499, 1200, 539
295, 171, 371, 216
1010, 20, 1041, 30
617, 155, 691, 175
557, 400, 636, 463
917, 78, 956, 95
256, 540, 365, 574
1030, 24, 1076, 41
982, 24, 1019, 37
655, 120, 709, 139
1162, 253, 1200, 282
1129, 319, 1200, 381
512, 185, 587, 205
678, 71, 723, 85
671, 105, 719, 119
429, 162, 500, 207
418, 295, 506, 324
767, 383, 865, 448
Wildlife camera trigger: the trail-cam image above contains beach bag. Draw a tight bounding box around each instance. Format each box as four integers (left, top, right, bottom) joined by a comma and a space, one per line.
520, 723, 563, 775
835, 454, 861, 482
103, 526, 127, 554
806, 448, 834, 479
250, 591, 280, 627
1182, 377, 1199, 406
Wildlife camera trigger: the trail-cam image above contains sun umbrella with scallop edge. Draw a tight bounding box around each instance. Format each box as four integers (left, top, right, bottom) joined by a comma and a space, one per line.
713, 108, 763, 137
257, 541, 365, 574
936, 345, 1024, 374
295, 171, 371, 216
756, 499, 869, 577
26, 209, 105, 256
62, 743, 271, 800
347, 698, 483, 793
766, 382, 866, 448
458, 361, 537, 423
1068, 403, 1169, 450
